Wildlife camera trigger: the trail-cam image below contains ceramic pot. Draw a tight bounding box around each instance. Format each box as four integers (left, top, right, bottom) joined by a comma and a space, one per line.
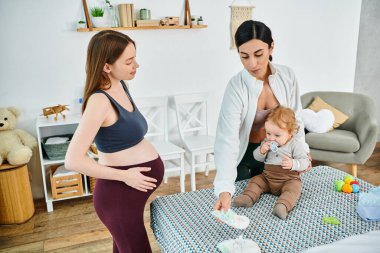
92, 17, 110, 28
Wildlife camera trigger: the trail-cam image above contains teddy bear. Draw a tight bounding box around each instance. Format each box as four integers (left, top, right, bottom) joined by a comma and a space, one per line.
0, 107, 37, 166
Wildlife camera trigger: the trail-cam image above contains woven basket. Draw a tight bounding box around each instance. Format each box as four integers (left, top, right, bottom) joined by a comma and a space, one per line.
42, 134, 72, 160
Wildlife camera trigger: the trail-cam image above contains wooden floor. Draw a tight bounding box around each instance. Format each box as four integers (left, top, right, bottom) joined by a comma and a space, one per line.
1, 143, 379, 253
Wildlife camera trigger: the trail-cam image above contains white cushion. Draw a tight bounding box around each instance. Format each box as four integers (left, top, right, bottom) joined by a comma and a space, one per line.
300, 108, 334, 133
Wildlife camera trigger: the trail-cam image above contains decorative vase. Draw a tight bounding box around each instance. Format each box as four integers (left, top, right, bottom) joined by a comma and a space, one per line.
197, 16, 204, 25
140, 9, 151, 20
77, 22, 87, 29
108, 6, 119, 27
92, 17, 110, 28
77, 24, 86, 29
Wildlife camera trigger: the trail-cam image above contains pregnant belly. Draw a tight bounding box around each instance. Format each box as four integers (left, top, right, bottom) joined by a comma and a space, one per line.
97, 138, 159, 166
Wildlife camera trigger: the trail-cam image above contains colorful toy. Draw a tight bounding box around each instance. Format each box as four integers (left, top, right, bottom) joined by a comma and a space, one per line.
322, 216, 341, 225
343, 175, 354, 181
352, 184, 360, 193
350, 180, 359, 186
334, 175, 360, 194
342, 184, 353, 193
334, 180, 345, 192
344, 175, 354, 184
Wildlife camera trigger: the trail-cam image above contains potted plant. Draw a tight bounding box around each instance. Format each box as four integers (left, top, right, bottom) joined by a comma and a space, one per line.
191, 16, 197, 26
91, 7, 109, 28
77, 20, 87, 29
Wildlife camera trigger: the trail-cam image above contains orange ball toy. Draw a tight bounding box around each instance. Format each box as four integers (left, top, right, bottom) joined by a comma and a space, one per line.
342, 184, 353, 193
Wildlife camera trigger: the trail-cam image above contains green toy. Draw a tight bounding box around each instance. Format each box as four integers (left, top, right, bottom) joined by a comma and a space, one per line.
334, 180, 345, 192
322, 216, 341, 225
343, 175, 354, 181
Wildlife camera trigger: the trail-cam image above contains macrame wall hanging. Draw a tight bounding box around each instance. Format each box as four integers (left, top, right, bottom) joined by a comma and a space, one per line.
230, 0, 255, 49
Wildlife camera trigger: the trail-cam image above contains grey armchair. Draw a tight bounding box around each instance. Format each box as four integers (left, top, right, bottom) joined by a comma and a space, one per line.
301, 91, 378, 177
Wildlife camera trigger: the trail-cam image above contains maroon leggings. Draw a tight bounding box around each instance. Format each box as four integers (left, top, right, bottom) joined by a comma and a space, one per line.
93, 157, 164, 253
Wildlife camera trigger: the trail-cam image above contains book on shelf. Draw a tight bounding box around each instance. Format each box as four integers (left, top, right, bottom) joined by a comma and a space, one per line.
135, 20, 160, 27
118, 3, 135, 27
126, 4, 132, 27
118, 4, 128, 27
130, 4, 135, 27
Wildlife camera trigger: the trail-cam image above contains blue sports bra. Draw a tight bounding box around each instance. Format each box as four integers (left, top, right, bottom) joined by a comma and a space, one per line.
93, 81, 148, 153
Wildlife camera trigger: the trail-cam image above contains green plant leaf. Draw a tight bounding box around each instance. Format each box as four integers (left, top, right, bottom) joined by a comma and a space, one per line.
90, 7, 104, 17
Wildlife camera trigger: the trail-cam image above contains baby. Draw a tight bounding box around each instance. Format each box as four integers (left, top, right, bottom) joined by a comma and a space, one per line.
233, 106, 309, 220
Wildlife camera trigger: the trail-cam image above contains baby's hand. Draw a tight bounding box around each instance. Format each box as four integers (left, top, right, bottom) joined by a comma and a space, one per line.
260, 141, 271, 154
281, 155, 293, 170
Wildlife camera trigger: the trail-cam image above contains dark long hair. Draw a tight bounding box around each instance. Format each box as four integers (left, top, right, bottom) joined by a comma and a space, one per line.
82, 30, 135, 112
235, 20, 274, 61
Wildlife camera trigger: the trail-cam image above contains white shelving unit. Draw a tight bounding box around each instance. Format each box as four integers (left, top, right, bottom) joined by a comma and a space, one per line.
36, 113, 92, 212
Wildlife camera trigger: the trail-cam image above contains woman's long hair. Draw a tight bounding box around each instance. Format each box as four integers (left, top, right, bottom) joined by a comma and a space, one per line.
82, 30, 135, 113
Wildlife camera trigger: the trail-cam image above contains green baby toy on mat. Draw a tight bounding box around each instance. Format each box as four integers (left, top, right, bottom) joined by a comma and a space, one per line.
322, 216, 341, 225
335, 175, 360, 194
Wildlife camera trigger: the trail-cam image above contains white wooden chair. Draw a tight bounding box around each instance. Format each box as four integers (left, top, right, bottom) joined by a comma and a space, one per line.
172, 93, 215, 191
134, 96, 186, 193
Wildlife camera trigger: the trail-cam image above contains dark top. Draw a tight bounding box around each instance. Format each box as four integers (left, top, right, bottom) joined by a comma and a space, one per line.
93, 81, 148, 153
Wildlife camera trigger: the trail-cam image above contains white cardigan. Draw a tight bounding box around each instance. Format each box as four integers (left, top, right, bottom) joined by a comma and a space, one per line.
213, 63, 308, 197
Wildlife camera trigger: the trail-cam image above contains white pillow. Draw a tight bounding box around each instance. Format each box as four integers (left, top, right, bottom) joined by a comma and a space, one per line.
300, 109, 335, 133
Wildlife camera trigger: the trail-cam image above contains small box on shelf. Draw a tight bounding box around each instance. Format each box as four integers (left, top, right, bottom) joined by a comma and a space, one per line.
160, 17, 179, 26
50, 164, 83, 200
135, 20, 160, 27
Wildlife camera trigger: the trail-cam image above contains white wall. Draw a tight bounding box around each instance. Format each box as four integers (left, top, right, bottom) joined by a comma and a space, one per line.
0, 0, 362, 199
354, 0, 380, 141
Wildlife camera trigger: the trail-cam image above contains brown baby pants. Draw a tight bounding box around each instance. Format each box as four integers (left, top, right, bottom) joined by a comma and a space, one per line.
243, 164, 302, 211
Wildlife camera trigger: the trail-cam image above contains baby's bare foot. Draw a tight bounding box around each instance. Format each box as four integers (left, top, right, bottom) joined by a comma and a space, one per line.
273, 203, 288, 220
232, 195, 254, 207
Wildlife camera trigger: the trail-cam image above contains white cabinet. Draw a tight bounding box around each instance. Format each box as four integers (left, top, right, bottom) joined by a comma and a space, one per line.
36, 114, 92, 212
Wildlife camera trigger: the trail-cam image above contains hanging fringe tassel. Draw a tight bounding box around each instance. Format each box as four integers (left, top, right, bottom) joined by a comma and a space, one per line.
230, 6, 254, 49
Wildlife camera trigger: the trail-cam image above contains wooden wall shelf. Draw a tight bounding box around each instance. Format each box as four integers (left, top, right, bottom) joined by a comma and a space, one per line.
77, 25, 207, 32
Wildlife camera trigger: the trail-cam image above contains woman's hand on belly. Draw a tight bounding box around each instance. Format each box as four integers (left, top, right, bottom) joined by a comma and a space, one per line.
122, 167, 158, 192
